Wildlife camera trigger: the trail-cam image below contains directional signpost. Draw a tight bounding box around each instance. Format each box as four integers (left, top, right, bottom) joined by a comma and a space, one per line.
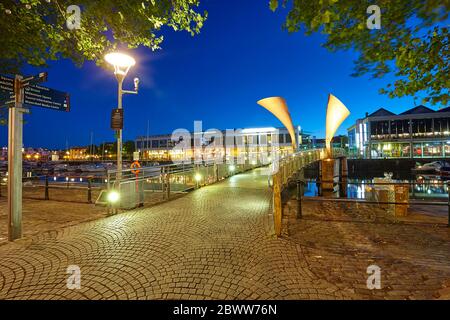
24, 85, 70, 112
0, 75, 15, 106
0, 73, 70, 241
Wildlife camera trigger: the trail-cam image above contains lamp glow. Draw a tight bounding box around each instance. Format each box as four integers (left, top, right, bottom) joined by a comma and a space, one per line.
107, 190, 120, 203
194, 173, 202, 182
105, 52, 136, 69
105, 52, 136, 78
229, 165, 236, 172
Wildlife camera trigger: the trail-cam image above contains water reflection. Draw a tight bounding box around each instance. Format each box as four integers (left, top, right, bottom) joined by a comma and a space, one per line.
304, 174, 449, 200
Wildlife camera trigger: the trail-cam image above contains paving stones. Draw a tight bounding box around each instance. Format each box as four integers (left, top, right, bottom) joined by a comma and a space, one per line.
0, 167, 449, 300
287, 201, 450, 300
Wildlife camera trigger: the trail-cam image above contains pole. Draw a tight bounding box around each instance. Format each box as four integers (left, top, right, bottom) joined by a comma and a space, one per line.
87, 178, 92, 204
297, 180, 303, 219
146, 119, 149, 160
161, 166, 166, 198
116, 75, 124, 184
45, 175, 49, 200
90, 131, 93, 162
166, 169, 170, 200
8, 75, 24, 241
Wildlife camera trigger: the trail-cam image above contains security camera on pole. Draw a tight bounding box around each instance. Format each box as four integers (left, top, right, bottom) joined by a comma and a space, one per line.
104, 52, 139, 196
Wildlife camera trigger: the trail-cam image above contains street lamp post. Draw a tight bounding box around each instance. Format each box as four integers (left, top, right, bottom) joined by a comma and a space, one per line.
105, 52, 139, 184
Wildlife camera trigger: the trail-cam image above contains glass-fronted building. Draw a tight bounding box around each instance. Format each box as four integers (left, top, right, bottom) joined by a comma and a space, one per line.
135, 126, 307, 162
347, 105, 450, 159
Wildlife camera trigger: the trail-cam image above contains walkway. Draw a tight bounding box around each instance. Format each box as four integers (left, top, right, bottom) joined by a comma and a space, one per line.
0, 168, 449, 299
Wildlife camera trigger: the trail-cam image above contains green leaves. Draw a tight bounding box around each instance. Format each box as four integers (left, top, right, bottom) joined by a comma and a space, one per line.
269, 0, 279, 12
271, 0, 450, 106
0, 0, 207, 73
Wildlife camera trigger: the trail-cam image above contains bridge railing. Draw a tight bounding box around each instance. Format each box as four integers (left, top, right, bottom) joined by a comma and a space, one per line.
271, 148, 346, 236
104, 160, 263, 210
273, 148, 347, 189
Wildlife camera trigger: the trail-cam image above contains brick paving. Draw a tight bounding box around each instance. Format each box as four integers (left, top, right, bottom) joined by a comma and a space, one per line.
0, 188, 182, 243
286, 201, 450, 299
0, 168, 449, 299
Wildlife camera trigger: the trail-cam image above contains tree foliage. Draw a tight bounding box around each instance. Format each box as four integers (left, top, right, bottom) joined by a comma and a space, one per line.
270, 0, 449, 106
0, 0, 207, 74
0, 0, 207, 125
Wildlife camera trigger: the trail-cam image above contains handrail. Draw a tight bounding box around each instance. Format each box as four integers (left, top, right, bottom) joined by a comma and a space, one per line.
305, 179, 450, 186
271, 148, 347, 236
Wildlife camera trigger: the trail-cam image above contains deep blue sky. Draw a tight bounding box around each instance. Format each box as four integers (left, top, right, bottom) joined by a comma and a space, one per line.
0, 0, 441, 149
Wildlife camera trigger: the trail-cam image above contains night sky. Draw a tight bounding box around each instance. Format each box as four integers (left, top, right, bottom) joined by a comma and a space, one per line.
0, 0, 440, 149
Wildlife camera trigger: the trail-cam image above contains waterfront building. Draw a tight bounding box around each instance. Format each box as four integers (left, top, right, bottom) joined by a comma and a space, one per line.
348, 105, 450, 159
67, 146, 88, 160
23, 147, 52, 161
135, 126, 309, 162
309, 135, 348, 150
1, 147, 64, 162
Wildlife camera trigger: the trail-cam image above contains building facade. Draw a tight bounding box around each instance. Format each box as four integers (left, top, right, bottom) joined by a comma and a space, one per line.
309, 135, 348, 150
135, 126, 306, 162
67, 147, 88, 160
348, 105, 450, 159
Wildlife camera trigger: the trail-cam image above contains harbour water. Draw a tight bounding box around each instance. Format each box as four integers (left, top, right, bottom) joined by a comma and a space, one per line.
304, 174, 449, 200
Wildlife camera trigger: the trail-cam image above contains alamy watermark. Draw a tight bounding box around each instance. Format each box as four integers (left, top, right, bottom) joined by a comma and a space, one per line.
67, 265, 81, 289
66, 5, 81, 30
366, 5, 381, 30
366, 265, 381, 290
168, 121, 281, 173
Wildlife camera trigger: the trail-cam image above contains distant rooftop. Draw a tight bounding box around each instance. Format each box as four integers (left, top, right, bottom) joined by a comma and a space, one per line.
399, 105, 435, 115
368, 108, 395, 117
366, 105, 449, 118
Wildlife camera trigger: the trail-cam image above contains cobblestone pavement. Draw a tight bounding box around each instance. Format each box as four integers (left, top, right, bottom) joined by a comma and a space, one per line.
288, 201, 450, 299
0, 188, 183, 243
0, 168, 449, 299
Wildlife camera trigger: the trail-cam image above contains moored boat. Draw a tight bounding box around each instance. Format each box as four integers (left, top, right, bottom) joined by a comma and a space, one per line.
412, 161, 450, 174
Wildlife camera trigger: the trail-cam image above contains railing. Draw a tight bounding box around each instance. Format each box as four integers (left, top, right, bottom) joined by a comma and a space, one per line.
296, 180, 450, 227
272, 148, 346, 189
105, 161, 263, 210
271, 148, 347, 236
0, 160, 264, 206
0, 174, 104, 203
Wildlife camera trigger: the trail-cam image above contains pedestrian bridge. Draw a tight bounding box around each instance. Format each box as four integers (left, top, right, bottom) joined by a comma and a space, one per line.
103, 148, 346, 236
270, 148, 346, 236
0, 164, 352, 300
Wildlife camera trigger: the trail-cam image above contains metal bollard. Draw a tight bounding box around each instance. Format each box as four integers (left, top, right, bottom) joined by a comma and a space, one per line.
161, 167, 166, 199
166, 171, 170, 200
45, 175, 49, 200
87, 178, 92, 203
297, 180, 303, 219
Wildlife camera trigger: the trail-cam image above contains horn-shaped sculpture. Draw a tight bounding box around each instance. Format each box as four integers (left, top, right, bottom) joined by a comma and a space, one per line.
325, 94, 350, 157
257, 97, 297, 151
